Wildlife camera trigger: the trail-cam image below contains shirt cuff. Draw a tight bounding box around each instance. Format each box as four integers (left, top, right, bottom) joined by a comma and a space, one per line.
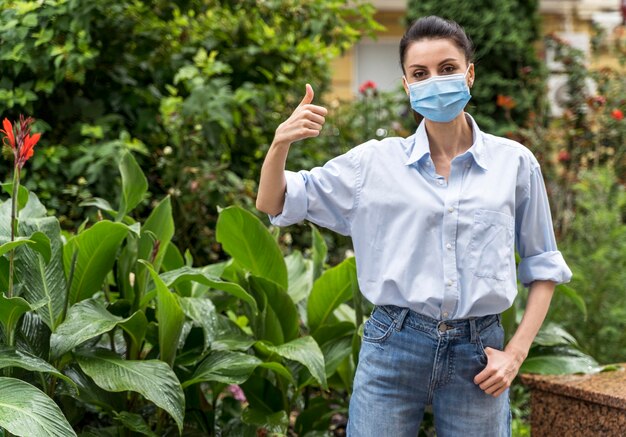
268, 171, 308, 226
518, 250, 573, 287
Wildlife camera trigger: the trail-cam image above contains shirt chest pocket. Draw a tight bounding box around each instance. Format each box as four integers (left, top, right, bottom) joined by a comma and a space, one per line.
467, 209, 515, 281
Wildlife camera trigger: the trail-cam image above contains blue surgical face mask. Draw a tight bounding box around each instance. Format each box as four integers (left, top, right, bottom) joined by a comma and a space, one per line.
405, 65, 472, 123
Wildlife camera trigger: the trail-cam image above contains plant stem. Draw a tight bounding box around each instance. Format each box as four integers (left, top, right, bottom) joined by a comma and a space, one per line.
7, 167, 20, 299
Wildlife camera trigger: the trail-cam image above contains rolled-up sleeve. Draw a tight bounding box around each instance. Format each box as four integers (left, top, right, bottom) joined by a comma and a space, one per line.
269, 149, 360, 236
515, 164, 572, 287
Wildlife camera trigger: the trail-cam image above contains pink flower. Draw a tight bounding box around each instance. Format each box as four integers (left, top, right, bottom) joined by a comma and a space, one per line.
227, 384, 247, 403
557, 150, 571, 162
358, 80, 377, 94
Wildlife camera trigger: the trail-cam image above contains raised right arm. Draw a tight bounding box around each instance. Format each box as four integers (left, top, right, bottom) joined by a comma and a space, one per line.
256, 84, 327, 216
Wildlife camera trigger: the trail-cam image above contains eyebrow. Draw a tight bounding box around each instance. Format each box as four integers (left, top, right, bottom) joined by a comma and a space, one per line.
408, 58, 460, 69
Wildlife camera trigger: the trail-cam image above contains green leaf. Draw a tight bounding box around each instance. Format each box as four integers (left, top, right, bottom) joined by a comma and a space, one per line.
158, 266, 258, 314
0, 233, 52, 266
556, 284, 587, 320
1, 193, 67, 330
0, 347, 76, 389
1, 183, 29, 211
259, 336, 327, 389
310, 224, 327, 281
143, 262, 185, 367
285, 251, 313, 304
520, 353, 601, 375
249, 275, 299, 342
113, 412, 158, 437
76, 350, 185, 434
182, 350, 262, 388
64, 221, 129, 305
179, 297, 218, 351
307, 257, 358, 334
50, 299, 122, 358
135, 196, 174, 298
242, 408, 288, 435
117, 152, 148, 221
0, 377, 76, 437
118, 310, 148, 351
533, 323, 578, 347
0, 294, 31, 337
216, 206, 288, 289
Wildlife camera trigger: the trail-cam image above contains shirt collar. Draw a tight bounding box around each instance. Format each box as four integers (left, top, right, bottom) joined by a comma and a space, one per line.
404, 113, 489, 171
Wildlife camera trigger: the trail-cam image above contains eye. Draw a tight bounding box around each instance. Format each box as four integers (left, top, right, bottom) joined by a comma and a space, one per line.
412, 70, 428, 80
441, 65, 457, 74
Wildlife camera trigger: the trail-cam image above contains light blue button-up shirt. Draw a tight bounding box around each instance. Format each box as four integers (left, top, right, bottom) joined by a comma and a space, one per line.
270, 114, 572, 319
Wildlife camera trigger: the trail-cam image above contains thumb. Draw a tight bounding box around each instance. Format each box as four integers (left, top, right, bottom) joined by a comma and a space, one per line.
298, 83, 314, 107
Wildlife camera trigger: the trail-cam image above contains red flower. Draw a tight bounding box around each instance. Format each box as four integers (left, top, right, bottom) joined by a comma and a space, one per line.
359, 80, 377, 94
1, 118, 15, 149
496, 94, 516, 110
0, 115, 41, 168
557, 150, 571, 162
611, 109, 624, 120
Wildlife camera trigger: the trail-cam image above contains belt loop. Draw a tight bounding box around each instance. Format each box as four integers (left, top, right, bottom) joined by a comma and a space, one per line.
469, 318, 478, 344
394, 308, 410, 331
496, 313, 502, 327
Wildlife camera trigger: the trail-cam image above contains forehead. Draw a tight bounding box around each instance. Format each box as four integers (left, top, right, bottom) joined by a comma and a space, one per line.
403, 38, 466, 67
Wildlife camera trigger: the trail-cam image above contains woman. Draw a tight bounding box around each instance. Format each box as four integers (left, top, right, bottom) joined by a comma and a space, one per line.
256, 16, 571, 436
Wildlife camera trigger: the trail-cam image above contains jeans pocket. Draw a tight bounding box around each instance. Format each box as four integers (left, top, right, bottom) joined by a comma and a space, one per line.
362, 309, 394, 344
476, 321, 505, 364
467, 209, 514, 281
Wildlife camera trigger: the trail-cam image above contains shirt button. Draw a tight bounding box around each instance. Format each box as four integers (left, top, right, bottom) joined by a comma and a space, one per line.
446, 243, 452, 250
426, 161, 432, 166
446, 279, 453, 286
466, 163, 471, 168
437, 180, 444, 185
443, 312, 449, 318
448, 206, 454, 213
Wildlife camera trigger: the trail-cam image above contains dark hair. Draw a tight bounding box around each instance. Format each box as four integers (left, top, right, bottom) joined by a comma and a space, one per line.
399, 16, 474, 73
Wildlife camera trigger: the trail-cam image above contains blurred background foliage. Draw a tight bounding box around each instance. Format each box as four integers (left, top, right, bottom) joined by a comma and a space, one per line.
0, 0, 381, 263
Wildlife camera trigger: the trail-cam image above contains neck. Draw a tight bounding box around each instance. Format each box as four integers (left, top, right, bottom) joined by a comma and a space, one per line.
424, 113, 473, 159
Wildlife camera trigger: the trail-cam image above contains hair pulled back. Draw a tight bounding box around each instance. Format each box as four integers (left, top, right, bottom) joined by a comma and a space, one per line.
400, 16, 474, 73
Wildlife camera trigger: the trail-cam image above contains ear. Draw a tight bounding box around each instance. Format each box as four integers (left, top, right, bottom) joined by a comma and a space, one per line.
402, 76, 410, 95
468, 63, 475, 88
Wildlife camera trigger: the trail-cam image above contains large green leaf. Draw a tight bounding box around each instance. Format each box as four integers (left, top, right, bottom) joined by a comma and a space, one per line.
0, 347, 75, 388
0, 377, 76, 437
179, 297, 218, 351
258, 336, 327, 389
310, 224, 327, 281
0, 294, 31, 342
242, 408, 288, 435
158, 266, 257, 314
520, 351, 601, 375
216, 206, 288, 289
50, 299, 137, 358
249, 275, 299, 343
285, 251, 313, 304
116, 151, 148, 221
143, 262, 185, 367
135, 196, 174, 298
0, 232, 50, 262
0, 193, 67, 330
307, 257, 358, 334
182, 350, 262, 388
64, 221, 129, 305
76, 350, 185, 433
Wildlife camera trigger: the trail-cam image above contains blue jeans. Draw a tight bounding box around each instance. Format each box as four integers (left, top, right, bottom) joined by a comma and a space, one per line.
347, 305, 511, 437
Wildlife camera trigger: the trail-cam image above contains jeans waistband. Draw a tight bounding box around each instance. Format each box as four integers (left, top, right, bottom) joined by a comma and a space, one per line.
375, 305, 501, 342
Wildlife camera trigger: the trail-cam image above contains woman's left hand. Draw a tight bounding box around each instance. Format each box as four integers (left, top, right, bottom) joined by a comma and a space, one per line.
473, 346, 525, 397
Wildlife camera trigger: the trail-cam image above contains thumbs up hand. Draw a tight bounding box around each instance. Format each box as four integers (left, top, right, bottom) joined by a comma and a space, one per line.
273, 84, 328, 146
